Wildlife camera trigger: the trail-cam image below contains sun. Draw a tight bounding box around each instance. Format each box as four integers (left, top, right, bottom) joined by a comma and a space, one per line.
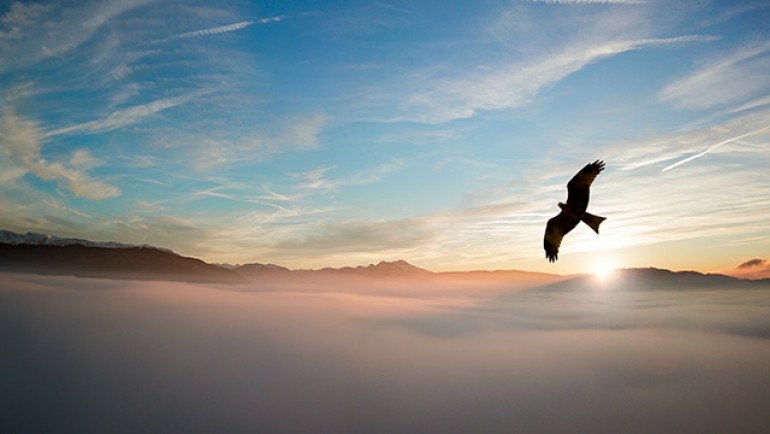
594, 261, 615, 280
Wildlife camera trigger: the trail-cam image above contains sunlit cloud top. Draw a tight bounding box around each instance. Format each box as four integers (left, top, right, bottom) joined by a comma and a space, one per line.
1, 0, 769, 273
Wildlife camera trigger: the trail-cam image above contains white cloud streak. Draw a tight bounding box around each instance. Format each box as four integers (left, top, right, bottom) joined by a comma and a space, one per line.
724, 94, 770, 116
294, 160, 404, 191
189, 113, 328, 171
405, 35, 716, 123
177, 16, 282, 39
187, 187, 297, 214
0, 0, 156, 72
45, 92, 205, 137
659, 41, 770, 110
276, 113, 328, 150
662, 124, 770, 171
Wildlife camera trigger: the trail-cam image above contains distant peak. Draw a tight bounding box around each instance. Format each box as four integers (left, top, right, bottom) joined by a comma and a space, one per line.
237, 263, 291, 273
0, 229, 174, 254
365, 259, 431, 274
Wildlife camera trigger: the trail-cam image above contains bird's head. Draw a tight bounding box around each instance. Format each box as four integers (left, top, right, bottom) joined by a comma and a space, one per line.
557, 202, 567, 210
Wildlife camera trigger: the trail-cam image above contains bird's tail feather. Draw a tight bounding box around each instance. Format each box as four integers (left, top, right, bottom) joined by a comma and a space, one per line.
582, 212, 606, 234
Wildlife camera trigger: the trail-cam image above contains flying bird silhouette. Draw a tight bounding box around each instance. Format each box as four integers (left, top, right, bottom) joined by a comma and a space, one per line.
544, 160, 606, 262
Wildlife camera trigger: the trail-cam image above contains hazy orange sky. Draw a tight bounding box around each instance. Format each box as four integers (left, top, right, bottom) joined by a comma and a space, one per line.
1, 0, 769, 274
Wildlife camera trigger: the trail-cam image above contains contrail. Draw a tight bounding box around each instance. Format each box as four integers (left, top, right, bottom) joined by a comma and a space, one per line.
178, 16, 282, 39
662, 124, 770, 171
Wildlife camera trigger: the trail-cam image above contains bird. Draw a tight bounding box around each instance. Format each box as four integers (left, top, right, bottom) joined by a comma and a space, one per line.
544, 160, 606, 262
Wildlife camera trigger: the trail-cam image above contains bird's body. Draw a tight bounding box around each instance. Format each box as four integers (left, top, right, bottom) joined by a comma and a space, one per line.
544, 160, 606, 262
557, 202, 583, 220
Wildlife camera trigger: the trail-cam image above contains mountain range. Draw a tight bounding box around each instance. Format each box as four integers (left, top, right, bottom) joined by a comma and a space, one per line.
1, 230, 767, 289
0, 232, 245, 284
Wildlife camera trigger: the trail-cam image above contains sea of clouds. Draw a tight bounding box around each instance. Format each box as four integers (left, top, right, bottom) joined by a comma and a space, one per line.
1, 272, 769, 433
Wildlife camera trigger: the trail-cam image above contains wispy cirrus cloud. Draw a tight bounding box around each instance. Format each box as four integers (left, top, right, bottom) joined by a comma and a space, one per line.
723, 94, 770, 116
187, 113, 328, 171
403, 35, 716, 123
0, 2, 51, 39
178, 16, 282, 39
659, 41, 770, 110
607, 107, 770, 174
0, 0, 156, 72
294, 159, 404, 191
186, 185, 299, 214
276, 113, 328, 150
45, 91, 207, 137
662, 124, 770, 171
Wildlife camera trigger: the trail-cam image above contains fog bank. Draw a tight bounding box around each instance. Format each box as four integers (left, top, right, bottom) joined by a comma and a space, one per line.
1, 272, 769, 433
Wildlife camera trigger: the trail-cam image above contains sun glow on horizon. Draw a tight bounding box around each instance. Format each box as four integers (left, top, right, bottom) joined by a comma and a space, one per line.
594, 261, 616, 280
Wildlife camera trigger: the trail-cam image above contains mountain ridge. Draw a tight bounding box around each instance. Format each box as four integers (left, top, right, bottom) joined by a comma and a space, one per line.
1, 229, 767, 287
0, 229, 175, 253
538, 267, 770, 291
0, 243, 246, 284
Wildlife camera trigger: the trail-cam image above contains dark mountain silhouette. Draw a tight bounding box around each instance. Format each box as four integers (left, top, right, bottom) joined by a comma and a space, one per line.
537, 267, 770, 292
0, 229, 172, 251
315, 259, 433, 276
0, 242, 245, 284
3, 230, 766, 288
237, 262, 292, 274
616, 267, 751, 287
235, 260, 569, 290
236, 259, 433, 283
235, 262, 295, 282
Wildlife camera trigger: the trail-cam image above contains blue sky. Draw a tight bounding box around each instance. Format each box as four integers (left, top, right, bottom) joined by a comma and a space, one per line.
1, 0, 769, 273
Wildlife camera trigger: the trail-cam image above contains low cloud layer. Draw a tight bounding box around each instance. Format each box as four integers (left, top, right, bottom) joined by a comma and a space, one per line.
726, 258, 770, 279
2, 273, 769, 433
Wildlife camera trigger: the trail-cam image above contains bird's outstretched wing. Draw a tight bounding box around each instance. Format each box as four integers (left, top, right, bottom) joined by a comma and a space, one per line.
566, 160, 604, 211
544, 211, 580, 262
